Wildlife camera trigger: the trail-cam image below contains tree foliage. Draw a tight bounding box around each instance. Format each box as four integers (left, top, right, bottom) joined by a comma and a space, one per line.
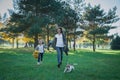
110, 36, 120, 50
3, 0, 68, 48
83, 4, 119, 51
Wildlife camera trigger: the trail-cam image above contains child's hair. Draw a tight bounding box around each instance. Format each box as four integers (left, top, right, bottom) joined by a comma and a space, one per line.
38, 39, 44, 44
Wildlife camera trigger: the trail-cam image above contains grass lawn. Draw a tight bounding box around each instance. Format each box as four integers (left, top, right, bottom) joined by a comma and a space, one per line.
0, 48, 120, 80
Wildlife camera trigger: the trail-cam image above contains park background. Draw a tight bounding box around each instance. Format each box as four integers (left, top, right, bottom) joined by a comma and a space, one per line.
0, 0, 120, 80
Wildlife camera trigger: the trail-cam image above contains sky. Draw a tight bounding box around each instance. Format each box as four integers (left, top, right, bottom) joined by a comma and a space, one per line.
0, 0, 120, 35
0, 0, 13, 17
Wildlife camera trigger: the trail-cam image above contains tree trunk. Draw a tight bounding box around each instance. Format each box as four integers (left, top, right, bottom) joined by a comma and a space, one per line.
73, 29, 76, 51
69, 36, 72, 49
12, 38, 15, 48
47, 25, 49, 50
93, 34, 96, 52
65, 28, 69, 47
24, 42, 28, 47
34, 34, 38, 48
16, 38, 19, 48
33, 0, 39, 48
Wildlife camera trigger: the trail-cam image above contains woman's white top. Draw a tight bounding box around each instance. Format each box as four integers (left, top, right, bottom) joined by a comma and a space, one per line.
36, 44, 44, 53
55, 33, 64, 47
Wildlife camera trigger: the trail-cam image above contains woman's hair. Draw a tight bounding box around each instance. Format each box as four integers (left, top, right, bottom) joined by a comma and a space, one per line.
57, 27, 63, 33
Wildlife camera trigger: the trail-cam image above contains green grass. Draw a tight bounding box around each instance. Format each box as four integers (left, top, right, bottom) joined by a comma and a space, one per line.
0, 48, 120, 80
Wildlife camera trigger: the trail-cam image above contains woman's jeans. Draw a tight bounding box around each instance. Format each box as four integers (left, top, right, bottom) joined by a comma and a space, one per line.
56, 47, 64, 64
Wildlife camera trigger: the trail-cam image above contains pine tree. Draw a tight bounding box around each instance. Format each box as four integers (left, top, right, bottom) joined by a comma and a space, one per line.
111, 36, 120, 50
83, 4, 119, 52
6, 0, 66, 48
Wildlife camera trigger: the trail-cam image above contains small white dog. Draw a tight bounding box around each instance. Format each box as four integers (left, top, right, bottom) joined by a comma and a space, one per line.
64, 64, 74, 73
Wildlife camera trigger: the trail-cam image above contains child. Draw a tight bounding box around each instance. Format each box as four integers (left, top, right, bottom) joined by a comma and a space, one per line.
35, 39, 45, 65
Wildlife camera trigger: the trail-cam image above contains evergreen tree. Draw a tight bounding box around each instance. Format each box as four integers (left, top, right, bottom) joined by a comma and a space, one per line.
5, 0, 66, 48
111, 35, 120, 50
83, 4, 119, 52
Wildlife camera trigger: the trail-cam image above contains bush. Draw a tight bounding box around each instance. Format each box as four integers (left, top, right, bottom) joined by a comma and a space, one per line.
110, 36, 120, 50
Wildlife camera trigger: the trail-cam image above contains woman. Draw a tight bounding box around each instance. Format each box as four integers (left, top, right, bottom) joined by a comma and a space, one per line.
54, 27, 68, 68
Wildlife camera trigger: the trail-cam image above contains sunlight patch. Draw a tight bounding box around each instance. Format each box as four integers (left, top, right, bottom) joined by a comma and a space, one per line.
0, 51, 4, 53
97, 50, 120, 55
68, 52, 75, 55
0, 51, 22, 55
